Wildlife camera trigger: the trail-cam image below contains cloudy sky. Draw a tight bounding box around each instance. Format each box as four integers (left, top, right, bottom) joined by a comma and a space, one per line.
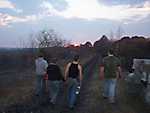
0, 0, 150, 47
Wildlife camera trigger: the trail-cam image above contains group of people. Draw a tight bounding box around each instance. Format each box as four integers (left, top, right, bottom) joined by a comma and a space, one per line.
35, 49, 122, 110
35, 53, 82, 109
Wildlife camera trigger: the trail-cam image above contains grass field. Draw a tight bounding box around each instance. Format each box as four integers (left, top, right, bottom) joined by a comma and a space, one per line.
0, 54, 150, 113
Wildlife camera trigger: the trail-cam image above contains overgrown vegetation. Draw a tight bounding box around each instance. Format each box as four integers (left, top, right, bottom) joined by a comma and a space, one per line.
93, 35, 150, 71
0, 30, 150, 111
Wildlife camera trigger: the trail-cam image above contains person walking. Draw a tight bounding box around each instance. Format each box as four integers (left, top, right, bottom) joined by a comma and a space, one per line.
64, 55, 83, 109
100, 49, 122, 103
35, 53, 48, 96
47, 58, 64, 107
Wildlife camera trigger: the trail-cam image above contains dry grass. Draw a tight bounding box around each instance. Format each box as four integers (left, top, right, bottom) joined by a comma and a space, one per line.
0, 70, 35, 110
0, 54, 93, 111
0, 56, 149, 113
67, 64, 150, 113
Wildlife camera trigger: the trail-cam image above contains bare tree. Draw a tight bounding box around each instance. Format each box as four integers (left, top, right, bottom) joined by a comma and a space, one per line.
116, 26, 124, 39
28, 34, 38, 48
109, 30, 114, 41
19, 37, 29, 48
36, 29, 67, 48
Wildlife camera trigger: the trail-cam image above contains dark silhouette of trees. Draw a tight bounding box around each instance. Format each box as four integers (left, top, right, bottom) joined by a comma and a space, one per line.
27, 29, 68, 49
28, 29, 69, 61
85, 41, 92, 47
116, 26, 124, 39
81, 41, 92, 48
109, 30, 114, 41
36, 29, 67, 48
94, 35, 111, 56
93, 34, 150, 71
113, 36, 150, 70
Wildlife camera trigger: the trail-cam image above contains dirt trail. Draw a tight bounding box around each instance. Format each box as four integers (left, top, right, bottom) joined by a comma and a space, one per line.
60, 56, 150, 113
2, 55, 150, 113
67, 62, 150, 113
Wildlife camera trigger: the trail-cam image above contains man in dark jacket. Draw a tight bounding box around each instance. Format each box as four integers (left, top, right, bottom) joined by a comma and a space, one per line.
47, 58, 64, 106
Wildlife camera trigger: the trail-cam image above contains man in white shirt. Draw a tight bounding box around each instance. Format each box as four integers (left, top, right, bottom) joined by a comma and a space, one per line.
35, 53, 48, 96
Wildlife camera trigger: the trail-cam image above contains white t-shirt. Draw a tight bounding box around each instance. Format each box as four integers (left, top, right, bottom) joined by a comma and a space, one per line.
35, 57, 48, 75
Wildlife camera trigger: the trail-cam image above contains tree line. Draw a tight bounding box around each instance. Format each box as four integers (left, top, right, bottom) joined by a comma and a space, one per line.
0, 28, 150, 71
92, 35, 150, 71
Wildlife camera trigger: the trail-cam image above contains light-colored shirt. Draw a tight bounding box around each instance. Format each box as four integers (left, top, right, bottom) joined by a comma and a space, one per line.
35, 57, 48, 75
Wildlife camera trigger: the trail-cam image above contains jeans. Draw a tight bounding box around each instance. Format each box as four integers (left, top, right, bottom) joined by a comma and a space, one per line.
35, 74, 45, 96
48, 80, 61, 104
67, 78, 78, 108
103, 79, 117, 100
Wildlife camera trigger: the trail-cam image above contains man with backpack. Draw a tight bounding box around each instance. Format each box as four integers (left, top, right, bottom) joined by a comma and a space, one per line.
65, 55, 83, 109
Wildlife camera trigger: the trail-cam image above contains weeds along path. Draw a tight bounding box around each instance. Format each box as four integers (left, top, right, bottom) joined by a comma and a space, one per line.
61, 55, 150, 113
2, 55, 98, 113
68, 57, 150, 113
72, 58, 150, 113
3, 55, 150, 113
59, 54, 99, 113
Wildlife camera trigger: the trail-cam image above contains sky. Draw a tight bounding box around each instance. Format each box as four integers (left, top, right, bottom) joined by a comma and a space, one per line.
0, 0, 150, 47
